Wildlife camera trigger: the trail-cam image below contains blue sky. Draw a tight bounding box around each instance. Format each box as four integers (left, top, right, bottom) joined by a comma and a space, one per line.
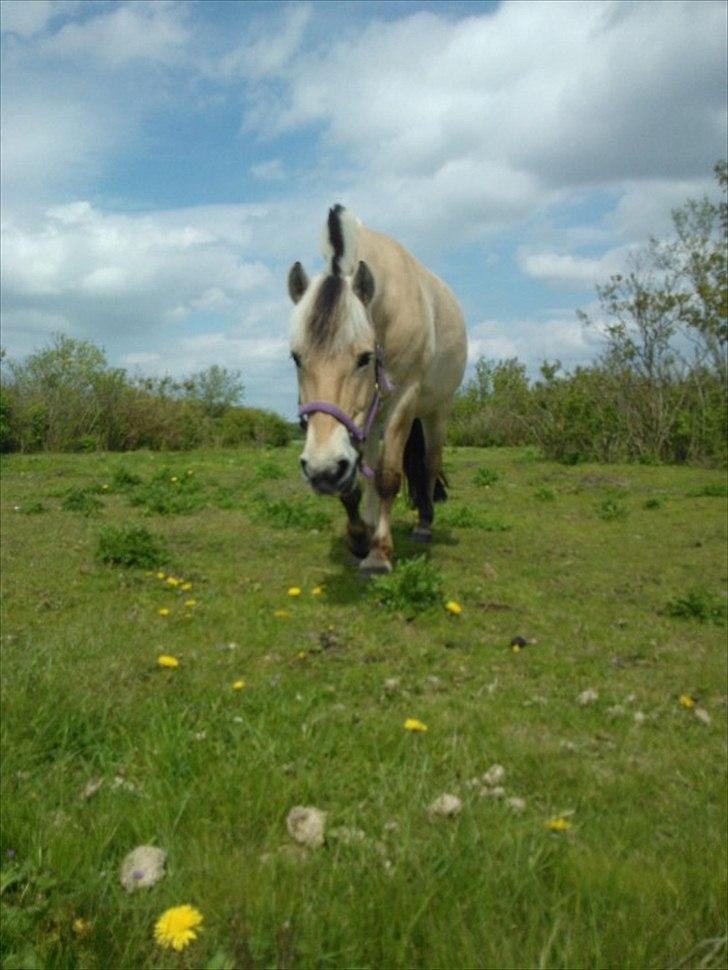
1, 0, 725, 416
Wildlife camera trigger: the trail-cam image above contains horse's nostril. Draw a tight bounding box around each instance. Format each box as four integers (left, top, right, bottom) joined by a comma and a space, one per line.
337, 459, 351, 480
300, 458, 309, 477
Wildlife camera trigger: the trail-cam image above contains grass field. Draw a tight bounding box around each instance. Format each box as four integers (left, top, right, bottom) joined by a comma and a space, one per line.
1, 445, 726, 970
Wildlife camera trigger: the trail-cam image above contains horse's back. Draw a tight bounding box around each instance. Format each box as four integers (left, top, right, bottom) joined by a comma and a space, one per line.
356, 225, 467, 406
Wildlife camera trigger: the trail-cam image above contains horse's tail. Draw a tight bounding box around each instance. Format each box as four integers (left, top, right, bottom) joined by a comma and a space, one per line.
321, 203, 360, 277
403, 418, 448, 512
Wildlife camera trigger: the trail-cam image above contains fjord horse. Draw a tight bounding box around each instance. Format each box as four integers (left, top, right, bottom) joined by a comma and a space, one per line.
288, 204, 467, 574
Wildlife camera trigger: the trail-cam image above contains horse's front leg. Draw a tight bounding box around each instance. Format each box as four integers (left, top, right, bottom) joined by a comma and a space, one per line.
340, 483, 370, 559
359, 391, 417, 575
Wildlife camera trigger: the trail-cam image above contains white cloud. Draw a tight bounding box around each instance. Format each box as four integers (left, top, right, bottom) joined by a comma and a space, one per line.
468, 315, 603, 372
217, 3, 312, 80
517, 245, 636, 288
0, 0, 79, 38
250, 158, 286, 181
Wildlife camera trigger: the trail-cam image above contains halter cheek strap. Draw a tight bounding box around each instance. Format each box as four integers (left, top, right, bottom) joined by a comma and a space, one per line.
297, 346, 393, 479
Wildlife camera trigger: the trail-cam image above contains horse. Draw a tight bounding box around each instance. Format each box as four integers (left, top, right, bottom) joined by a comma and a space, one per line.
287, 204, 467, 574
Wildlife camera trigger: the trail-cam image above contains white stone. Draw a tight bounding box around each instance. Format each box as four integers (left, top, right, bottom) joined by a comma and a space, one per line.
506, 796, 526, 812
482, 764, 505, 785
481, 786, 506, 799
694, 707, 711, 725
120, 845, 166, 893
286, 806, 327, 848
577, 689, 599, 706
427, 793, 462, 819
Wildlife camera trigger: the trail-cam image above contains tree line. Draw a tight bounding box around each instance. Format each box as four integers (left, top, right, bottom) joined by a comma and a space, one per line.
449, 163, 727, 465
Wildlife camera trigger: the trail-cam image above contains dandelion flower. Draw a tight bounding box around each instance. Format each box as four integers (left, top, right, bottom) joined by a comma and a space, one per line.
156, 571, 166, 580
158, 654, 179, 668
679, 694, 696, 709
181, 582, 192, 592
512, 644, 522, 653
545, 816, 571, 832
158, 608, 171, 617
298, 651, 307, 660
445, 600, 462, 615
311, 585, 324, 596
153, 904, 203, 951
166, 577, 180, 587
288, 587, 301, 597
274, 609, 290, 618
404, 717, 428, 732
184, 599, 197, 608
232, 679, 245, 690
72, 917, 91, 937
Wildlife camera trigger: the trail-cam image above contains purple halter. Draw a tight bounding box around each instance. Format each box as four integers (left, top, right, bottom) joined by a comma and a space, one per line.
297, 345, 393, 478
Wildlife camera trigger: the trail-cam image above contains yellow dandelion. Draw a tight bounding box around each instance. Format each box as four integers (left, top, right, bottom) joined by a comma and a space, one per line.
166, 577, 180, 587
274, 609, 290, 618
158, 607, 171, 617
311, 585, 325, 596
158, 654, 179, 668
72, 917, 91, 938
404, 717, 428, 732
101, 484, 109, 491
445, 600, 462, 615
156, 571, 166, 580
184, 599, 197, 608
232, 679, 245, 690
679, 694, 696, 709
545, 816, 571, 832
153, 904, 203, 952
180, 582, 192, 591
288, 586, 301, 597
298, 651, 307, 660
512, 644, 522, 653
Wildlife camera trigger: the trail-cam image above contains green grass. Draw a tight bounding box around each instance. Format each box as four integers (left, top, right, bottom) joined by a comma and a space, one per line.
1, 445, 726, 970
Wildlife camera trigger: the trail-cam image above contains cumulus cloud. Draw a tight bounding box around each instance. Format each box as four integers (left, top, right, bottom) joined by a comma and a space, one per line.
517, 245, 637, 288
468, 315, 603, 372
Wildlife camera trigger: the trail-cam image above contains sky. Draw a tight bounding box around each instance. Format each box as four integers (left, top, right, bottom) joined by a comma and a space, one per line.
1, 0, 726, 417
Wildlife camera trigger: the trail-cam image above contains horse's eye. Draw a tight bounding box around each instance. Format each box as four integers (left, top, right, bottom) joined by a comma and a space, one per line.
356, 351, 373, 369
291, 352, 302, 368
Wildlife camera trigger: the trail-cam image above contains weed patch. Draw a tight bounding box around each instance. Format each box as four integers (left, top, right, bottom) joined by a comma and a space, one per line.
96, 524, 170, 568
534, 487, 556, 501
111, 466, 143, 490
597, 497, 628, 520
472, 467, 499, 487
666, 586, 727, 625
438, 504, 512, 530
370, 554, 443, 614
250, 495, 331, 530
129, 469, 204, 515
61, 487, 103, 516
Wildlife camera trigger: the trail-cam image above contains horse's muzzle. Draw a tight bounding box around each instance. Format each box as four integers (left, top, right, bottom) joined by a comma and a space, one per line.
301, 457, 355, 495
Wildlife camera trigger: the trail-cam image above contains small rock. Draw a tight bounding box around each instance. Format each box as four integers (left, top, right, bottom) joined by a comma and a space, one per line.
427, 793, 462, 819
510, 636, 528, 648
120, 846, 166, 893
633, 710, 646, 724
482, 764, 505, 786
481, 785, 506, 799
694, 707, 711, 725
577, 689, 599, 706
506, 796, 526, 812
329, 826, 366, 844
286, 806, 327, 848
81, 778, 104, 801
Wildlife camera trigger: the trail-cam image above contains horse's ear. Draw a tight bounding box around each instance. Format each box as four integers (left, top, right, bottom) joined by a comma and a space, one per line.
288, 262, 309, 304
353, 260, 375, 306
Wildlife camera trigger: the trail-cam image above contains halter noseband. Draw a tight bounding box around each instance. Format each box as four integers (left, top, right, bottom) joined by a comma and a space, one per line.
297, 345, 393, 478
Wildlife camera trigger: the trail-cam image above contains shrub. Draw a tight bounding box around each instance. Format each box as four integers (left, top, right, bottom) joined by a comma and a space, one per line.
97, 525, 169, 568
371, 555, 443, 614
112, 467, 143, 490
597, 497, 628, 521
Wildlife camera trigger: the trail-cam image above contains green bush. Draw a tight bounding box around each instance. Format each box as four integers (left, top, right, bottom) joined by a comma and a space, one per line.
61, 488, 103, 516
666, 587, 727, 625
370, 555, 443, 614
96, 524, 170, 568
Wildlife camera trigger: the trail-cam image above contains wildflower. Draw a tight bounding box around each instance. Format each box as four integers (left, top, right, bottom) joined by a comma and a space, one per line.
545, 816, 571, 832
679, 694, 696, 709
274, 609, 290, 618
158, 608, 171, 617
181, 582, 192, 591
232, 679, 245, 690
72, 917, 91, 938
153, 904, 203, 951
512, 644, 521, 653
156, 571, 166, 580
166, 577, 180, 587
158, 655, 179, 668
101, 484, 109, 491
404, 717, 428, 732
298, 651, 307, 660
184, 599, 197, 608
311, 585, 324, 596
288, 587, 301, 597
444, 600, 462, 615
170, 476, 179, 483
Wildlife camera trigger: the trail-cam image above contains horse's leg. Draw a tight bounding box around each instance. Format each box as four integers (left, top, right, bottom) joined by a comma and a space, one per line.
340, 483, 369, 559
411, 411, 448, 543
360, 394, 417, 575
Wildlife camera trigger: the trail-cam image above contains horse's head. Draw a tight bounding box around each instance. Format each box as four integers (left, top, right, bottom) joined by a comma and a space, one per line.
287, 206, 377, 496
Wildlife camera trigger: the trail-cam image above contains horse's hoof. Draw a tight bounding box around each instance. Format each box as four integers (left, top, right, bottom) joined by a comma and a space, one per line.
347, 538, 370, 559
359, 553, 392, 575
411, 527, 432, 543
